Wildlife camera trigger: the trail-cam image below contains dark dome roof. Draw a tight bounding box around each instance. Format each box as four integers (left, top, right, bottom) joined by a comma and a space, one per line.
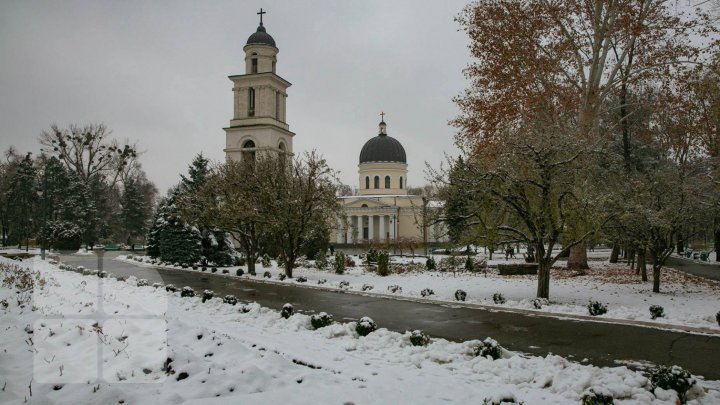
246, 25, 276, 47
359, 134, 407, 164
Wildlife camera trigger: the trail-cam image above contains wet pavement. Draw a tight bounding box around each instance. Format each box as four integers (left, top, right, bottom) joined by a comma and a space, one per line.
57, 252, 720, 380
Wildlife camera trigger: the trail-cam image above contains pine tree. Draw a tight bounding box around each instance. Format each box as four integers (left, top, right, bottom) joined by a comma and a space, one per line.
6, 153, 37, 249
120, 176, 149, 248
146, 191, 202, 264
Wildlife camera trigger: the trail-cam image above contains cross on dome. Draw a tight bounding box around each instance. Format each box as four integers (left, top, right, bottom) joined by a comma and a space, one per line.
257, 8, 266, 25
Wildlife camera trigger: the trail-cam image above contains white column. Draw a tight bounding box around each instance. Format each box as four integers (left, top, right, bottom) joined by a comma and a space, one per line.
368, 215, 374, 241
379, 215, 386, 242
336, 217, 343, 244
347, 216, 353, 244
357, 215, 363, 242
390, 215, 396, 240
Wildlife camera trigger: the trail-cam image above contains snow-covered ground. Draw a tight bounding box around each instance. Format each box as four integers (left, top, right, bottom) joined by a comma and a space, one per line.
2, 256, 719, 404
118, 253, 720, 333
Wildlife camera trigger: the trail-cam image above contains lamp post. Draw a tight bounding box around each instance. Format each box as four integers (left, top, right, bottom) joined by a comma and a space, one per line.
422, 197, 428, 256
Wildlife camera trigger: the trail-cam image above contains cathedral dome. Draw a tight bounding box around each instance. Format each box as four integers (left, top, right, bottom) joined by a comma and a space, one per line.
246, 25, 276, 47
359, 128, 407, 164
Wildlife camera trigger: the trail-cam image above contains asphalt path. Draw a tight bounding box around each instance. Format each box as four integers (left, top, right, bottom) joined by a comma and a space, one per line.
666, 256, 720, 281
57, 252, 720, 380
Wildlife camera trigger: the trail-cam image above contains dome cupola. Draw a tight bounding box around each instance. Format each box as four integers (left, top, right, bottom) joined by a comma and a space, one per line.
246, 8, 276, 47
359, 116, 407, 164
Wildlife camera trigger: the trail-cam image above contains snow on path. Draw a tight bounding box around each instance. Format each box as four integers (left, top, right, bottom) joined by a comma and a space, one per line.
2, 257, 719, 404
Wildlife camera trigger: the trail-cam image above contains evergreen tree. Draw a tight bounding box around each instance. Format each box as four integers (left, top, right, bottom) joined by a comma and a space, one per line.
6, 153, 37, 249
120, 176, 149, 248
146, 191, 202, 264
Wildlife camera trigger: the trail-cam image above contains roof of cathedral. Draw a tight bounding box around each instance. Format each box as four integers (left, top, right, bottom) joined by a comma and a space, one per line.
246, 24, 276, 47
359, 132, 407, 164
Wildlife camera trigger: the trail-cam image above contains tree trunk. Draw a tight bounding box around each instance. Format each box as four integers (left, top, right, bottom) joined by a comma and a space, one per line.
537, 260, 550, 299
609, 244, 620, 263
628, 248, 636, 270
567, 243, 589, 271
285, 254, 295, 278
652, 254, 661, 293
715, 221, 720, 263
638, 249, 647, 281
676, 233, 684, 255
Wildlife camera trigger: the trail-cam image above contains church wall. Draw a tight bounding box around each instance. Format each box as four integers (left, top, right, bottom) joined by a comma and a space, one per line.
358, 162, 408, 196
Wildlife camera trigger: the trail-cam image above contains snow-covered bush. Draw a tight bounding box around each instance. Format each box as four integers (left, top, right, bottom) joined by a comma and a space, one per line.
223, 295, 238, 305
648, 365, 696, 403
317, 279, 327, 285
361, 284, 373, 291
192, 265, 198, 270
222, 269, 229, 274
201, 266, 207, 272
581, 388, 614, 405
180, 286, 195, 297
116, 276, 126, 282
236, 269, 244, 276
492, 293, 506, 304
366, 248, 378, 263
588, 301, 608, 316
137, 279, 149, 287
338, 280, 350, 289
314, 252, 328, 270
152, 283, 162, 289
165, 284, 178, 292
181, 263, 188, 269
409, 330, 430, 347
455, 289, 467, 301
310, 312, 333, 329
333, 252, 346, 274
97, 271, 108, 278
377, 250, 390, 276
426, 256, 436, 270
532, 298, 548, 309
649, 305, 665, 320
465, 256, 474, 271
278, 273, 287, 281
355, 316, 377, 336
201, 290, 214, 303
296, 276, 307, 283
715, 311, 719, 326
211, 267, 217, 273
235, 256, 246, 266
421, 288, 435, 297
281, 303, 293, 319
261, 253, 271, 268
387, 285, 402, 293
482, 393, 521, 405
263, 271, 271, 278
473, 337, 503, 360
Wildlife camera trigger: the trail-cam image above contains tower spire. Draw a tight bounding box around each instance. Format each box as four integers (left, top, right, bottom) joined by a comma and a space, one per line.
379, 112, 387, 135
257, 8, 266, 26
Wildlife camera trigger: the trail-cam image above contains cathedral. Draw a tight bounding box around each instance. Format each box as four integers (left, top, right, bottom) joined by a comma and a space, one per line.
225, 11, 447, 247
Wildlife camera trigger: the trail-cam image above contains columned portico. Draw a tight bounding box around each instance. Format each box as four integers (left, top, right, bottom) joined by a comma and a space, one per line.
379, 215, 385, 242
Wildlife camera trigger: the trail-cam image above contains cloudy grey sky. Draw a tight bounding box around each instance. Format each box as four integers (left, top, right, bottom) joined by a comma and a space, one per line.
0, 0, 470, 193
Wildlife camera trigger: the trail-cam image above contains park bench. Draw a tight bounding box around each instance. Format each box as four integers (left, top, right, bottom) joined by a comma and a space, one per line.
497, 263, 538, 275
103, 243, 120, 251
700, 251, 710, 262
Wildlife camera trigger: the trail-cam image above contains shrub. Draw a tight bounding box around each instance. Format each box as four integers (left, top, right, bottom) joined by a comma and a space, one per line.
310, 312, 333, 329
222, 269, 229, 274
192, 266, 198, 270
716, 311, 720, 326
281, 303, 293, 319
366, 248, 378, 263
361, 284, 373, 291
165, 284, 177, 292
355, 316, 377, 336
314, 253, 328, 270
236, 269, 244, 276
201, 290, 214, 303
296, 276, 307, 283
334, 252, 346, 274
261, 253, 271, 267
532, 298, 548, 310
338, 280, 350, 289
345, 256, 356, 267
180, 286, 195, 297
421, 288, 435, 297
317, 279, 327, 285
649, 305, 665, 320
492, 293, 506, 304
588, 301, 608, 316
263, 271, 271, 278
387, 285, 402, 293
409, 330, 430, 347
472, 337, 503, 360
278, 273, 287, 281
181, 263, 188, 269
137, 279, 149, 287
201, 266, 207, 272
223, 295, 238, 305
152, 282, 162, 289
211, 267, 217, 273
236, 256, 246, 266
455, 289, 467, 301
426, 256, 436, 270
465, 256, 473, 271
581, 388, 614, 405
116, 276, 126, 282
648, 365, 695, 403
482, 393, 520, 405
377, 250, 390, 276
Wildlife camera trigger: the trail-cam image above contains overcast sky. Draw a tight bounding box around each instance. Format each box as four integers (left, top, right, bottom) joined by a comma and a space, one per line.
0, 0, 470, 193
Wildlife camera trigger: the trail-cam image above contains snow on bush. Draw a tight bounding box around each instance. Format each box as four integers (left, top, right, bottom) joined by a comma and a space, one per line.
180, 286, 195, 298
588, 301, 608, 316
581, 388, 614, 405
482, 392, 521, 405
648, 365, 696, 403
223, 295, 238, 305
421, 288, 435, 297
97, 271, 108, 278
263, 271, 271, 278
455, 289, 467, 301
473, 337, 503, 360
281, 303, 293, 319
201, 290, 214, 303
211, 267, 217, 273
361, 284, 373, 291
152, 282, 162, 289
278, 273, 287, 281
532, 298, 548, 309
355, 316, 377, 337
136, 279, 149, 287
236, 269, 244, 276
716, 311, 720, 326
426, 256, 436, 270
649, 304, 665, 320
333, 251, 346, 274
317, 278, 327, 285
296, 276, 307, 283
222, 269, 229, 274
310, 312, 333, 329
377, 250, 390, 276
165, 284, 178, 292
465, 256, 474, 271
314, 252, 328, 269
261, 253, 271, 268
409, 330, 430, 347
493, 293, 506, 304
387, 285, 402, 293
338, 280, 350, 289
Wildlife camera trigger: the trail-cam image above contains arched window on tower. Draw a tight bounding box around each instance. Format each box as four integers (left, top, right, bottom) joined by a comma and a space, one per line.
374, 176, 380, 189
278, 141, 286, 153
365, 176, 370, 189
251, 58, 258, 73
399, 176, 403, 189
242, 139, 256, 161
248, 88, 256, 117
385, 176, 390, 189
275, 92, 281, 120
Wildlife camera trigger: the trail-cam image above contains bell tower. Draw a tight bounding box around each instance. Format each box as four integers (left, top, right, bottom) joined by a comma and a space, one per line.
224, 9, 294, 161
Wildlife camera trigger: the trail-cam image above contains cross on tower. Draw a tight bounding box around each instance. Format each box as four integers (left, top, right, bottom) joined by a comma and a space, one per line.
257, 8, 266, 25
380, 111, 385, 122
